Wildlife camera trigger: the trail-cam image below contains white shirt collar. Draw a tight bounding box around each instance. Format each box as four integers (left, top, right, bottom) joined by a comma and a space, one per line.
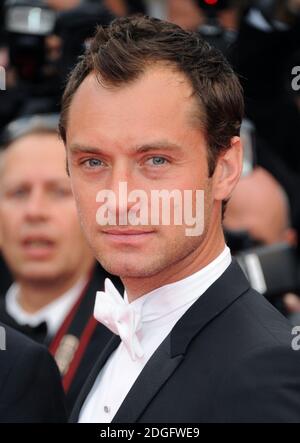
5, 277, 88, 337
124, 245, 232, 325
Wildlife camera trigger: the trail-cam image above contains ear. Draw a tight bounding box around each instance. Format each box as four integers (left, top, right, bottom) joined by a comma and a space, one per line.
212, 136, 243, 202
282, 227, 298, 247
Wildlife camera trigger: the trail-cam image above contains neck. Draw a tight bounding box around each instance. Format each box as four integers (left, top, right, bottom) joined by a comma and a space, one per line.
16, 270, 90, 314
123, 206, 226, 302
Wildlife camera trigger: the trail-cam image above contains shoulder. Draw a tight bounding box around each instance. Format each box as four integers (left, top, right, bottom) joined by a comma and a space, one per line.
231, 286, 295, 347
211, 289, 300, 421
0, 321, 39, 360
0, 321, 56, 390
215, 337, 300, 422
0, 322, 66, 423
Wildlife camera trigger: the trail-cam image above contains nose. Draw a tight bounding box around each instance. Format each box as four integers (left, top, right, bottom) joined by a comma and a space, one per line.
100, 161, 139, 224
24, 187, 50, 223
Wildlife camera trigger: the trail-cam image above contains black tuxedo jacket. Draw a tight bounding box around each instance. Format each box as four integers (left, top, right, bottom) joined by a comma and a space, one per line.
70, 260, 300, 423
0, 323, 66, 423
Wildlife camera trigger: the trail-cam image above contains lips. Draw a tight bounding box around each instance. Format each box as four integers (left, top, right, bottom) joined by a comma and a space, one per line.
20, 235, 56, 259
101, 228, 155, 244
101, 229, 154, 235
22, 238, 54, 246
22, 234, 56, 245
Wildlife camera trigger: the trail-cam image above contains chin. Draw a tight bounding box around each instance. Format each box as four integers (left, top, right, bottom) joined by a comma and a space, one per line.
96, 255, 160, 279
101, 264, 147, 278
18, 266, 61, 282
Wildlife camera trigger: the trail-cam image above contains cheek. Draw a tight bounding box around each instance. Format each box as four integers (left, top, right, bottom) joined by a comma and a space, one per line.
58, 205, 84, 231
175, 168, 208, 191
72, 179, 98, 210
72, 195, 98, 238
71, 184, 90, 214
0, 209, 20, 238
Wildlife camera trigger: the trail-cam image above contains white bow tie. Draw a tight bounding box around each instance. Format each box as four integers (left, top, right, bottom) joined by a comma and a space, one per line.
93, 278, 144, 361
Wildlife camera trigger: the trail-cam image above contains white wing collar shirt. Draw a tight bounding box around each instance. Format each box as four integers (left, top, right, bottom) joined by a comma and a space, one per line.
6, 277, 87, 337
79, 246, 231, 423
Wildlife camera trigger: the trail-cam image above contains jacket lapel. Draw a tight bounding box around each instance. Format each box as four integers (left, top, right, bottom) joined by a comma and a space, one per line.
113, 259, 250, 422
170, 259, 250, 357
69, 334, 120, 422
112, 335, 183, 423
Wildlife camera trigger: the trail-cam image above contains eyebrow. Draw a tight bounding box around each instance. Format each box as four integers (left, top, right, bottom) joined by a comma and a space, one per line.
69, 140, 183, 155
69, 143, 106, 155
134, 141, 183, 154
3, 177, 71, 188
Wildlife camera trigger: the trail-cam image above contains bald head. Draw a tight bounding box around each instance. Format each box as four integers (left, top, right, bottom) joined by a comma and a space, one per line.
224, 167, 296, 246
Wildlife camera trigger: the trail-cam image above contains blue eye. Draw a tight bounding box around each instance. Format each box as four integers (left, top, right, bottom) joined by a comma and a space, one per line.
146, 157, 168, 166
84, 159, 104, 168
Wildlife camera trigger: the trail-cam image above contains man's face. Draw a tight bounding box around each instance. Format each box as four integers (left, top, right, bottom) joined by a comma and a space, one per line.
0, 133, 92, 284
66, 66, 225, 280
167, 0, 204, 31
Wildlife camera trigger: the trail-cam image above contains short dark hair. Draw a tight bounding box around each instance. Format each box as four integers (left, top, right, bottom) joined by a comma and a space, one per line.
59, 15, 244, 176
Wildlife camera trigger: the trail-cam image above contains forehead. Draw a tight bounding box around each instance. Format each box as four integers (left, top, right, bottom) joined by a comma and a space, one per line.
66, 66, 203, 149
1, 133, 67, 182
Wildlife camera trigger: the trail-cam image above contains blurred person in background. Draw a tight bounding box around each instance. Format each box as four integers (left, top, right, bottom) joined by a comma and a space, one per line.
167, 0, 242, 32
167, 0, 205, 31
224, 166, 300, 320
46, 0, 81, 10
225, 166, 297, 247
0, 115, 122, 415
167, 0, 245, 54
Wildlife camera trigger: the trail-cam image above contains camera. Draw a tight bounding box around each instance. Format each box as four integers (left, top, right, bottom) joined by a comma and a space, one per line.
4, 0, 56, 81
197, 0, 236, 54
198, 0, 230, 13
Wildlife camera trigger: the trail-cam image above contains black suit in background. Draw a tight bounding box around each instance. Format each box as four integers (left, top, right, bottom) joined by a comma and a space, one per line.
0, 323, 66, 423
71, 260, 300, 423
0, 255, 12, 297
